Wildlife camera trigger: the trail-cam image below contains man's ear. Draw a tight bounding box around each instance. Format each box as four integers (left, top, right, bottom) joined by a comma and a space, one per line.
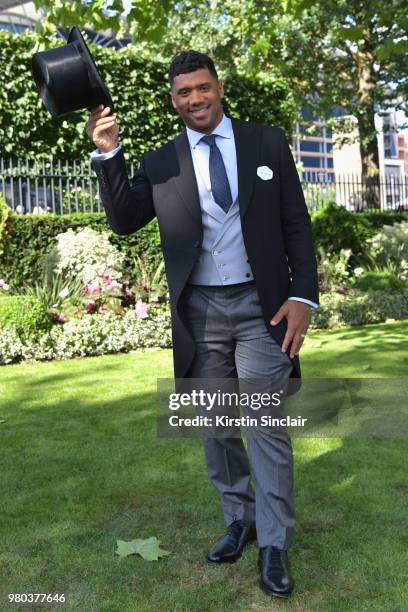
218, 80, 225, 99
169, 90, 177, 109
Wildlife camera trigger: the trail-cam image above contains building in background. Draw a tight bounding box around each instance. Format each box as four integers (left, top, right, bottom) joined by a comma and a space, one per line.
0, 0, 130, 47
293, 106, 408, 209
292, 120, 335, 183
0, 0, 38, 32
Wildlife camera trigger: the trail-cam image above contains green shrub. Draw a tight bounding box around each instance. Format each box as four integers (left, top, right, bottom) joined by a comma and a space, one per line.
0, 327, 24, 365
23, 268, 85, 320
369, 221, 408, 273
0, 213, 162, 289
44, 226, 126, 284
0, 302, 172, 364
359, 210, 408, 229
353, 271, 406, 292
311, 202, 373, 259
0, 295, 52, 339
316, 246, 352, 294
310, 290, 408, 329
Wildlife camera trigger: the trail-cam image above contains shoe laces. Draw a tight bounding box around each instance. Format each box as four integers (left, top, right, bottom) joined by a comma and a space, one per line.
264, 546, 285, 570
227, 519, 245, 540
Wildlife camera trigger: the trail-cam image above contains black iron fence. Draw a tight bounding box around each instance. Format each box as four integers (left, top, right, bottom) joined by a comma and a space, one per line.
303, 172, 408, 212
1, 157, 407, 214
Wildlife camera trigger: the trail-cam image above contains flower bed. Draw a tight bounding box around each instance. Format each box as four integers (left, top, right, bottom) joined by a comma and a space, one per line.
1, 223, 407, 365
1, 289, 408, 365
0, 304, 172, 365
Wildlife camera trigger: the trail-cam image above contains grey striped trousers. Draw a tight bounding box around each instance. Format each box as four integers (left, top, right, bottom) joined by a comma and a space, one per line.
183, 281, 295, 549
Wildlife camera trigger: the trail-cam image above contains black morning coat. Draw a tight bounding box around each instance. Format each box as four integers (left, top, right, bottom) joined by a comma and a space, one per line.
92, 116, 319, 394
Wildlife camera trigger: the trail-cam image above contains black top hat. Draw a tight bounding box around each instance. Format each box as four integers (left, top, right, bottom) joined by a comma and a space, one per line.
31, 26, 114, 117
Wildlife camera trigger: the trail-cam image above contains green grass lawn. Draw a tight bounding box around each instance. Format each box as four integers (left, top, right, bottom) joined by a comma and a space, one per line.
0, 321, 407, 611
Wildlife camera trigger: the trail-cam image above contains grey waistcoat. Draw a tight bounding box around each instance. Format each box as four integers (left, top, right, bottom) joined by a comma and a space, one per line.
188, 153, 254, 286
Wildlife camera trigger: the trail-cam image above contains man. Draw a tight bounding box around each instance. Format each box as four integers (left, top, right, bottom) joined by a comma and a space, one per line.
86, 50, 319, 599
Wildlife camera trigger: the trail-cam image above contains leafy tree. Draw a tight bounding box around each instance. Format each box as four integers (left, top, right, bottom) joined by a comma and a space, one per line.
279, 0, 408, 181
32, 0, 175, 45
31, 0, 408, 183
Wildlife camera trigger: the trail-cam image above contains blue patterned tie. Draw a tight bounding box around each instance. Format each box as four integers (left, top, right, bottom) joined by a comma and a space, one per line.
200, 134, 233, 213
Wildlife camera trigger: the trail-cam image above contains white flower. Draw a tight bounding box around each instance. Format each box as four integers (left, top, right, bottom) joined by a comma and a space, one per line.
354, 267, 364, 277
58, 286, 70, 299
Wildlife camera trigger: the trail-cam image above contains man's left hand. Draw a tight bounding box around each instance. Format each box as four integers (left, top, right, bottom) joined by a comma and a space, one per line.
270, 300, 311, 359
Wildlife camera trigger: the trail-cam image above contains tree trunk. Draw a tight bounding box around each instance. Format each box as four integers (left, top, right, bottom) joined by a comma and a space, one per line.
355, 31, 380, 208
357, 106, 379, 179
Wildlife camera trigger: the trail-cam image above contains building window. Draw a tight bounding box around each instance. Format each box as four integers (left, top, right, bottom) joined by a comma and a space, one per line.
301, 157, 322, 168
0, 22, 31, 33
300, 140, 321, 153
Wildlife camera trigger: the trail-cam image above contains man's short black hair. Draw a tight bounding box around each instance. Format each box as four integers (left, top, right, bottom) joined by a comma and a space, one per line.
169, 50, 218, 87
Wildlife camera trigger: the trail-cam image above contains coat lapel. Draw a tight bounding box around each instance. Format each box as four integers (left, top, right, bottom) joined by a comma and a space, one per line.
172, 130, 202, 225
231, 117, 261, 219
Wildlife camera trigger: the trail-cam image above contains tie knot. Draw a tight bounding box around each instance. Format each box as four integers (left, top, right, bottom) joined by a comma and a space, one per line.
200, 134, 216, 148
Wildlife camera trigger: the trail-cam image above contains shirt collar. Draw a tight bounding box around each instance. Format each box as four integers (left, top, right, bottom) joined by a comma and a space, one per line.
186, 114, 232, 149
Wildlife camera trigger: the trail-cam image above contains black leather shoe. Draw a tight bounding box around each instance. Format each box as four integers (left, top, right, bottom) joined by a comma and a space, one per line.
207, 519, 257, 564
258, 546, 294, 598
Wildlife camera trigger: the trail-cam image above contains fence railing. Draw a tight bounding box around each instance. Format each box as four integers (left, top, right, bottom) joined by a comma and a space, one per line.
1, 157, 407, 214
302, 172, 408, 212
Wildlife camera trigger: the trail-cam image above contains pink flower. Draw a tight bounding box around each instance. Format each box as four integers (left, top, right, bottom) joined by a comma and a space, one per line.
102, 269, 113, 286
85, 300, 97, 313
84, 283, 101, 295
49, 310, 66, 324
0, 279, 10, 290
124, 285, 134, 297
135, 299, 149, 319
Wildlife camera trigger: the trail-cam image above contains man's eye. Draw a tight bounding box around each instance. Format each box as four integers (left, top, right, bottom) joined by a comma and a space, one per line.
201, 85, 209, 91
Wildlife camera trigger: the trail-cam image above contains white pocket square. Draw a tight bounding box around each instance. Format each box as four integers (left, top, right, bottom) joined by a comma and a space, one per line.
257, 165, 273, 181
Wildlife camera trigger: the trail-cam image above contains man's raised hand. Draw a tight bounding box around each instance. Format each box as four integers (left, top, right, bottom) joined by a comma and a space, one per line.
85, 104, 119, 154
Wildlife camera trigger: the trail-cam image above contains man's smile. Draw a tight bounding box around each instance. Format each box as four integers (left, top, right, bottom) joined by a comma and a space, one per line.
190, 105, 210, 117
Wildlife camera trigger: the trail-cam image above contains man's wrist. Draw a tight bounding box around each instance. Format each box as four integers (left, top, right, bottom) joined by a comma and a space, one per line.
99, 143, 119, 154
91, 143, 121, 161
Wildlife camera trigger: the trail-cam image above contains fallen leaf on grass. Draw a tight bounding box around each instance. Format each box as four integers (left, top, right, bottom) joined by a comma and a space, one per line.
116, 536, 171, 561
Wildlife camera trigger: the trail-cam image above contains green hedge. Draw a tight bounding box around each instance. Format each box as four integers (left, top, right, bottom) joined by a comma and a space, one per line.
1, 209, 407, 289
310, 290, 408, 329
353, 271, 406, 292
358, 210, 408, 229
0, 29, 297, 163
311, 202, 408, 261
